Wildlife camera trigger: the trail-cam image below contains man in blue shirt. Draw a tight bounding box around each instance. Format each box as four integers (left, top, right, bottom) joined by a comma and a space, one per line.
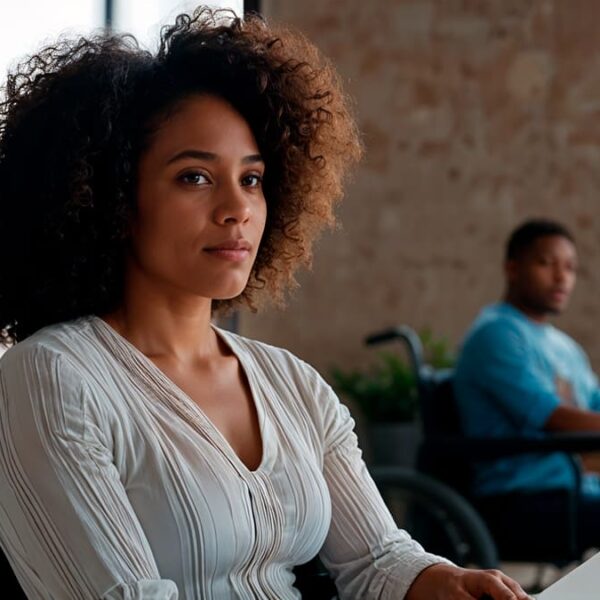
454, 219, 600, 549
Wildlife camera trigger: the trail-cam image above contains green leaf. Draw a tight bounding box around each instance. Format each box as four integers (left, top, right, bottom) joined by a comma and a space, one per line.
330, 329, 455, 422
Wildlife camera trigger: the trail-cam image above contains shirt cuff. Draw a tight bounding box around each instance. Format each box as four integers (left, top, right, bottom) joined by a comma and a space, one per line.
374, 551, 453, 600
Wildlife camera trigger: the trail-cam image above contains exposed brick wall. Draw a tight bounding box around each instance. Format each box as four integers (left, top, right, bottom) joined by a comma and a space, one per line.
241, 0, 600, 376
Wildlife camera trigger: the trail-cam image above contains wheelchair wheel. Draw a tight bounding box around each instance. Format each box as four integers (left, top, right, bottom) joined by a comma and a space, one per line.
370, 466, 498, 569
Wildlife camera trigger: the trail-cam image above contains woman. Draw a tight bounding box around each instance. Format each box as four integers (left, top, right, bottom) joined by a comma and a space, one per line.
0, 8, 529, 599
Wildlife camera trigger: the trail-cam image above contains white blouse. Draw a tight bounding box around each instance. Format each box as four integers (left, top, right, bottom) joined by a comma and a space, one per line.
0, 317, 447, 599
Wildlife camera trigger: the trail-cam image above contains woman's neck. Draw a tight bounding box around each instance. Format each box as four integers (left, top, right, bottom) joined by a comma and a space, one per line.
102, 277, 218, 365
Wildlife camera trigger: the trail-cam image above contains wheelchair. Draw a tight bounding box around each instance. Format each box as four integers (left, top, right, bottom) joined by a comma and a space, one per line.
365, 325, 600, 592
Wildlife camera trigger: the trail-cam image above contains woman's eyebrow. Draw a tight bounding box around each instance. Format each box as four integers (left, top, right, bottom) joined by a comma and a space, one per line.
242, 154, 263, 165
167, 149, 216, 164
166, 149, 263, 165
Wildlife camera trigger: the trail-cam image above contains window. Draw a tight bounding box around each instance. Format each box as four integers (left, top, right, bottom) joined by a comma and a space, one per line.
0, 1, 102, 78
0, 0, 245, 79
113, 0, 244, 50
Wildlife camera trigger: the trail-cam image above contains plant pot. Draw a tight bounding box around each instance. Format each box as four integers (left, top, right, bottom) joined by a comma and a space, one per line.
368, 422, 421, 467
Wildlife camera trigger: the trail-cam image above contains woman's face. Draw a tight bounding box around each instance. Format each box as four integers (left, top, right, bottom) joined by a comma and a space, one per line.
130, 94, 267, 302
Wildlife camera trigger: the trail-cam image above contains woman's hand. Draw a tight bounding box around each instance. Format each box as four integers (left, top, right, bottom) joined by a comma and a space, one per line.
406, 563, 532, 600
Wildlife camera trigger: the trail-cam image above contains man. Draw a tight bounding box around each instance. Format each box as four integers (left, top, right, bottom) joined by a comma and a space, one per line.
454, 219, 600, 550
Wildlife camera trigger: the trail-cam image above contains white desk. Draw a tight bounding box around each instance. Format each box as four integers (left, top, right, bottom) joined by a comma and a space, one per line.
537, 551, 600, 599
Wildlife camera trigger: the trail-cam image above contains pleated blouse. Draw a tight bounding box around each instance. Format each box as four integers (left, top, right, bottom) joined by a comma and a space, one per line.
0, 316, 447, 599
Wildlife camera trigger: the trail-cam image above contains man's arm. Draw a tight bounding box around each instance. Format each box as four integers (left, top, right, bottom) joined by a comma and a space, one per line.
545, 404, 600, 432
545, 406, 600, 474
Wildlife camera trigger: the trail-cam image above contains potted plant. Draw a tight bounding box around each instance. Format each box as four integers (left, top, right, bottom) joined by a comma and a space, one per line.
330, 329, 455, 467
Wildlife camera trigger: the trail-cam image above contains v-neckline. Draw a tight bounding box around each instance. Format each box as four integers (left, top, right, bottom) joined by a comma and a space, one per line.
88, 315, 271, 475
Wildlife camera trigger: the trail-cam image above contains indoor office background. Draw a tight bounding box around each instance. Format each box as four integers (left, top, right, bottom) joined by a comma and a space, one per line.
240, 0, 600, 379
2, 1, 597, 375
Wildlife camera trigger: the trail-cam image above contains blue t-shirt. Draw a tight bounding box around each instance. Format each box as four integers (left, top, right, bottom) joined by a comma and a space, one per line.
454, 302, 600, 496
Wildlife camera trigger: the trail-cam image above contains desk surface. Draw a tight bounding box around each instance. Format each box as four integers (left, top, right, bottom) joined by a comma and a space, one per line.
537, 551, 600, 599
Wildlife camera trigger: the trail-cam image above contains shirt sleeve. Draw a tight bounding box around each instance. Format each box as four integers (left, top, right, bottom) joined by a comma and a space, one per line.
314, 377, 451, 600
455, 321, 560, 430
590, 388, 600, 412
571, 343, 600, 412
0, 343, 178, 600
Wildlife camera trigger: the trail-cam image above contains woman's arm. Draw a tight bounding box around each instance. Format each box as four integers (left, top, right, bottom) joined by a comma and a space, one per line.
0, 343, 178, 599
315, 378, 529, 600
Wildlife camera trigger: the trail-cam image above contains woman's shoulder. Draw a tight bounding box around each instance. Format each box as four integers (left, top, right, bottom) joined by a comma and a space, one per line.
0, 319, 118, 447
0, 317, 99, 375
0, 320, 102, 427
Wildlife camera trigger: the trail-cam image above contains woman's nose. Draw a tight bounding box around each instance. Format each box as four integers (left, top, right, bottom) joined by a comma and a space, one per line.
213, 183, 251, 225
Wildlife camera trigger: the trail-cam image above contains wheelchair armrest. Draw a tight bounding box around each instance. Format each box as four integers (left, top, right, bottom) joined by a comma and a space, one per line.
423, 431, 600, 459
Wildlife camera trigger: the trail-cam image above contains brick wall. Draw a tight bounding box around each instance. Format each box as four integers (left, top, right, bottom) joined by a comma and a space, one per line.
241, 0, 600, 376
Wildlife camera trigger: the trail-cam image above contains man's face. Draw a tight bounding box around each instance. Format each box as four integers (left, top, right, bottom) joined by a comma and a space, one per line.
506, 234, 578, 317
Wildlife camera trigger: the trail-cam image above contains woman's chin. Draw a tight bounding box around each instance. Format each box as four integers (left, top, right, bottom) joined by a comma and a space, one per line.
210, 284, 247, 302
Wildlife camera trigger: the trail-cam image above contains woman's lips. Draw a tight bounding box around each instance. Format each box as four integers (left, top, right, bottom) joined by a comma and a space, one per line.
204, 247, 251, 262
203, 240, 252, 262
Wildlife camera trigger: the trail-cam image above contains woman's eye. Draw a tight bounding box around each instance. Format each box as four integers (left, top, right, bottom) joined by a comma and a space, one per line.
179, 172, 209, 185
241, 173, 263, 188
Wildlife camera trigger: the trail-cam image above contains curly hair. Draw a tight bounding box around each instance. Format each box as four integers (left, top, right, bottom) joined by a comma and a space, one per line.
0, 7, 361, 342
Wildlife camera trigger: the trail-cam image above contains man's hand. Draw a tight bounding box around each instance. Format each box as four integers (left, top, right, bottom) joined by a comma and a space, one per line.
405, 564, 532, 600
580, 452, 600, 474
545, 404, 600, 432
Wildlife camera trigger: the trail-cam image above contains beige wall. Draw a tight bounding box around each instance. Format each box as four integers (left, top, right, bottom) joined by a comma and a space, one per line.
241, 0, 600, 377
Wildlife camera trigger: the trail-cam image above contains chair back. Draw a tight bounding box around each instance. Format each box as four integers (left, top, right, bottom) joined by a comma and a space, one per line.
365, 326, 460, 436
418, 368, 460, 437
365, 327, 470, 492
0, 549, 25, 598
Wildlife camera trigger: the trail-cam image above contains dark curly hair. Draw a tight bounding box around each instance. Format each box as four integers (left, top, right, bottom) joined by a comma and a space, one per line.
506, 218, 575, 261
0, 7, 361, 342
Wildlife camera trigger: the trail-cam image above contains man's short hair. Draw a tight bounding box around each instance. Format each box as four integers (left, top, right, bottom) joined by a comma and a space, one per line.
505, 219, 575, 261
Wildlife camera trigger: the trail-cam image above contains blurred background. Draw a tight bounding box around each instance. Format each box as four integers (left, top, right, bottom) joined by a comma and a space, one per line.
245, 0, 600, 380
2, 0, 598, 377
